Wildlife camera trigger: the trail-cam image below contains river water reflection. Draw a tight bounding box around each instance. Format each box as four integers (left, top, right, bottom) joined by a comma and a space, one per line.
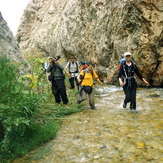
14, 85, 163, 163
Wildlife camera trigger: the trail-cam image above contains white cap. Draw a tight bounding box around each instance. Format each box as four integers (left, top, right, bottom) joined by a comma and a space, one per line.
124, 52, 131, 57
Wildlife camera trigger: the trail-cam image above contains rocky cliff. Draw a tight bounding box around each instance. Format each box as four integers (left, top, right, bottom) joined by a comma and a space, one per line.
16, 0, 163, 86
0, 12, 26, 63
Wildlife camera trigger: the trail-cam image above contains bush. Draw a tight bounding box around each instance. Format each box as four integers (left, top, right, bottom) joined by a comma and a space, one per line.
0, 56, 41, 159
0, 55, 81, 162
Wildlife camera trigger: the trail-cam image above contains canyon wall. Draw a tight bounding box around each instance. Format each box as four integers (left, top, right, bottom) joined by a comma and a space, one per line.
0, 12, 26, 63
16, 0, 163, 86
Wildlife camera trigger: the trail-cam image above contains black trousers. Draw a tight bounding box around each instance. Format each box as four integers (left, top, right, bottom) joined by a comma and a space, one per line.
123, 85, 136, 110
52, 79, 68, 104
69, 77, 79, 89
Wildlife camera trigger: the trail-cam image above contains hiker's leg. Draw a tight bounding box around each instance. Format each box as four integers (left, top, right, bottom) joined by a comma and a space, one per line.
89, 89, 95, 109
57, 79, 68, 104
52, 80, 61, 104
123, 86, 131, 103
75, 76, 79, 90
130, 86, 136, 110
69, 77, 75, 89
78, 87, 87, 102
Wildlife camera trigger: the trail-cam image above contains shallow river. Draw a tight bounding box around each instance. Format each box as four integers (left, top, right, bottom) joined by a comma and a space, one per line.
14, 86, 163, 163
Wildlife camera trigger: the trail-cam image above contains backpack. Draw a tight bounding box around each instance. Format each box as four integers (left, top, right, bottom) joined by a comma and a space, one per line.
80, 61, 89, 71
48, 66, 65, 82
68, 60, 79, 73
118, 58, 133, 70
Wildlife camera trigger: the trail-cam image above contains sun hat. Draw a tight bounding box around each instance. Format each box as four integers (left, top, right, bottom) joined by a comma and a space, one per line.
124, 52, 131, 57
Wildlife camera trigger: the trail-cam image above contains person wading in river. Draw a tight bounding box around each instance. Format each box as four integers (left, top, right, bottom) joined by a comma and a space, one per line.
118, 52, 149, 111
77, 62, 103, 110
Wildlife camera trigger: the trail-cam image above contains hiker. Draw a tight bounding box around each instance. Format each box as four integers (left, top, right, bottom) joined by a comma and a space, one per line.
77, 62, 103, 110
65, 56, 80, 90
118, 52, 149, 111
47, 57, 68, 106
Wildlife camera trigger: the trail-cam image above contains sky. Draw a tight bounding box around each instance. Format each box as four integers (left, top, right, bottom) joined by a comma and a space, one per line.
0, 0, 31, 36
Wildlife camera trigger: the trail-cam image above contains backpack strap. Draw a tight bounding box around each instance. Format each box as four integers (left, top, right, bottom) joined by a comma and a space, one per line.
68, 61, 71, 73
83, 69, 93, 77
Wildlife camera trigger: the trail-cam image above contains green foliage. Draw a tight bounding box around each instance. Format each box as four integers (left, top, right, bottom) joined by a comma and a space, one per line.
88, 1, 92, 7
88, 14, 93, 22
0, 54, 81, 162
121, 11, 124, 17
132, 37, 139, 45
0, 56, 40, 152
132, 53, 139, 60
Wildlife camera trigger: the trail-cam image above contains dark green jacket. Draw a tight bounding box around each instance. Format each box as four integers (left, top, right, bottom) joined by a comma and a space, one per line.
47, 63, 64, 80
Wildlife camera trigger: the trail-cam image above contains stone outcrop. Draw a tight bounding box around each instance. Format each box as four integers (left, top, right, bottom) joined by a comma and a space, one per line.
16, 0, 163, 86
0, 12, 26, 63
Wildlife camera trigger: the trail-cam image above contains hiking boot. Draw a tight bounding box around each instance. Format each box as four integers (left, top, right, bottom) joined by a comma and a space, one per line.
123, 102, 127, 108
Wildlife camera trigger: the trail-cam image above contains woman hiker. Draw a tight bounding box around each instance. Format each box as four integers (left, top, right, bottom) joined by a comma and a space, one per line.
77, 62, 103, 110
118, 52, 149, 111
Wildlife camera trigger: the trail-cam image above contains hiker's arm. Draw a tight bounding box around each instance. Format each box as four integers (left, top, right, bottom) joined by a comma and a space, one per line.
96, 78, 104, 88
65, 67, 71, 78
77, 61, 80, 72
77, 74, 81, 83
57, 63, 64, 70
64, 68, 69, 74
93, 71, 103, 88
47, 64, 52, 72
119, 78, 124, 87
118, 65, 124, 87
64, 62, 69, 73
77, 70, 84, 83
142, 78, 149, 86
64, 63, 71, 78
134, 65, 149, 86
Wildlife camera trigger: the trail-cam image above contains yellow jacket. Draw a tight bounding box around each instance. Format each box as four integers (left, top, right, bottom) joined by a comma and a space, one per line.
80, 70, 98, 88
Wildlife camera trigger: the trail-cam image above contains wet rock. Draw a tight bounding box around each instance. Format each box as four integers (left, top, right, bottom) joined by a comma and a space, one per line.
100, 145, 107, 149
73, 136, 80, 140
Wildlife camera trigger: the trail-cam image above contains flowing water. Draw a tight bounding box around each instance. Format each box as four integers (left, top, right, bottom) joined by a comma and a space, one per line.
14, 86, 163, 163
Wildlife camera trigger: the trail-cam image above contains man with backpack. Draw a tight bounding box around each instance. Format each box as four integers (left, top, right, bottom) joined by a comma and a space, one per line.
118, 52, 149, 111
65, 56, 80, 90
77, 62, 103, 110
47, 57, 68, 106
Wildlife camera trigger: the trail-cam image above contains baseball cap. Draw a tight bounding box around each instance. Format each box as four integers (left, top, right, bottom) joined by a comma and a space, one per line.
70, 56, 76, 59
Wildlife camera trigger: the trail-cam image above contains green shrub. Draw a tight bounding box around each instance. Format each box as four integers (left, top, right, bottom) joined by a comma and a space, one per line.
0, 56, 41, 158
0, 55, 81, 161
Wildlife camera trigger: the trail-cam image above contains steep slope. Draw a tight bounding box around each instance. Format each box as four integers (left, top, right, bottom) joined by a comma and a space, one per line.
0, 12, 25, 63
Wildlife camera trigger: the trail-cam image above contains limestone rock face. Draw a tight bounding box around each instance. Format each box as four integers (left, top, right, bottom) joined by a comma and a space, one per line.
16, 0, 163, 86
0, 12, 25, 63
